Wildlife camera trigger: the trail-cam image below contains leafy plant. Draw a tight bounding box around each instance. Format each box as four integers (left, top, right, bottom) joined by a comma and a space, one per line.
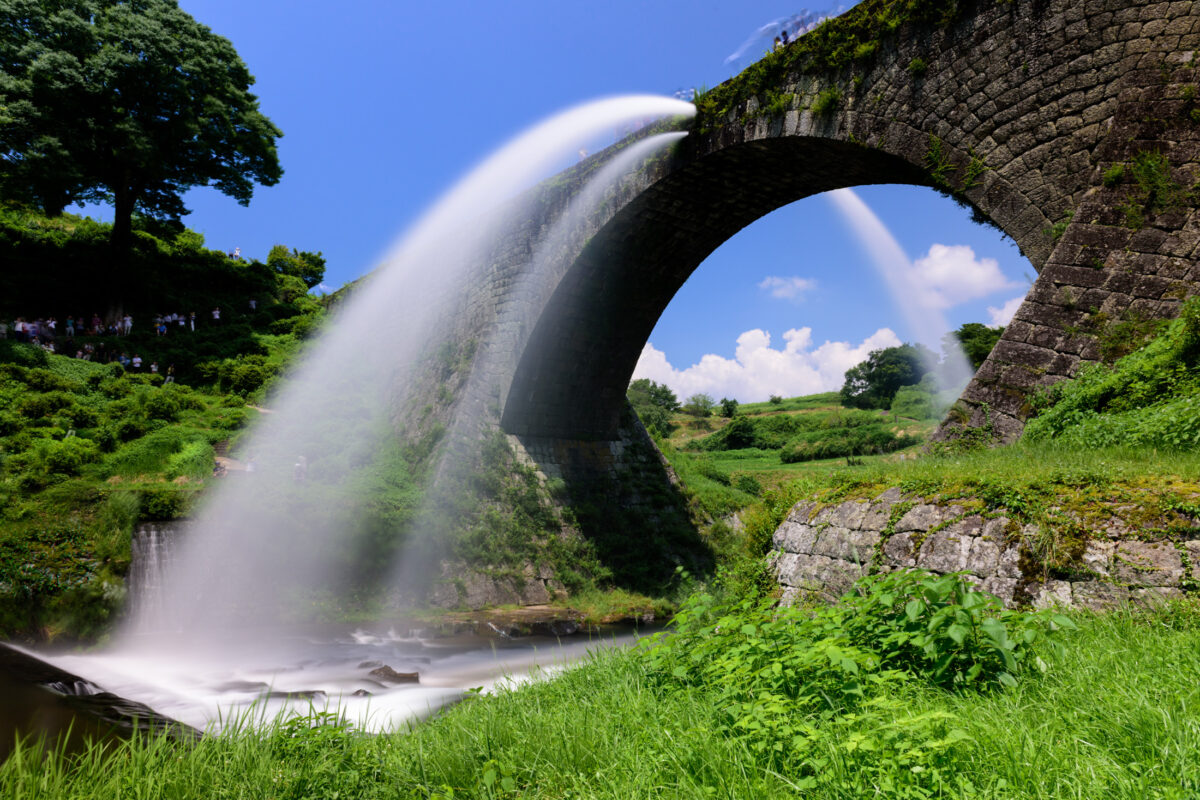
1102, 163, 1125, 188
924, 135, 956, 188
812, 87, 843, 116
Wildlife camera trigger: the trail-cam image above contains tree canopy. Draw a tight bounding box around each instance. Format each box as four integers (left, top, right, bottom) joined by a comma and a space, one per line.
627, 378, 679, 438
0, 0, 282, 256
840, 343, 936, 410
944, 322, 1005, 369
268, 245, 326, 290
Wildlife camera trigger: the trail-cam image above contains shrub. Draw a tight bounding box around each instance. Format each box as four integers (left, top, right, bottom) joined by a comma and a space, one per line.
732, 473, 762, 496
682, 393, 716, 418
811, 87, 842, 116
779, 422, 918, 463
639, 570, 1073, 774
140, 390, 181, 422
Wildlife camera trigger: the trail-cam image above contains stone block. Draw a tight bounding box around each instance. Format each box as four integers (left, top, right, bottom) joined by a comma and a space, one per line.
812, 527, 881, 563
813, 501, 869, 530
917, 529, 972, 573
1081, 540, 1114, 577
1031, 580, 1074, 609
882, 532, 917, 568
895, 503, 946, 533
981, 576, 1019, 607
775, 553, 865, 600
1070, 580, 1131, 611
772, 519, 819, 554
861, 488, 905, 529
1113, 541, 1184, 586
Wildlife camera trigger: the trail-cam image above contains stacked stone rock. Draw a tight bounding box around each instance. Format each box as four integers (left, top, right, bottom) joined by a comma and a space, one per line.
772, 489, 1199, 610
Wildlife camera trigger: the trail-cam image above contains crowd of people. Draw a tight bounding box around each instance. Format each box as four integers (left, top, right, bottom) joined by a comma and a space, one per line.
0, 305, 235, 374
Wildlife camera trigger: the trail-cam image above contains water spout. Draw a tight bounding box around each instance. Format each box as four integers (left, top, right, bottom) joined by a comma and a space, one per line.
122, 96, 695, 645
826, 188, 975, 391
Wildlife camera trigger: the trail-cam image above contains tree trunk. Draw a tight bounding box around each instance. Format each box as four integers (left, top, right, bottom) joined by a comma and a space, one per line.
109, 181, 137, 302
111, 182, 135, 262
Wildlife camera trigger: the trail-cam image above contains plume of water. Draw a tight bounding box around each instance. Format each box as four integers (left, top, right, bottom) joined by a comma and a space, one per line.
826, 188, 975, 392
392, 130, 690, 596
122, 95, 695, 646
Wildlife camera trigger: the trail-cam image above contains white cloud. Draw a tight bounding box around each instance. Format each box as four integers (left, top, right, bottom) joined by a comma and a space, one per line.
632, 327, 902, 403
987, 295, 1024, 326
911, 244, 1017, 309
758, 275, 817, 301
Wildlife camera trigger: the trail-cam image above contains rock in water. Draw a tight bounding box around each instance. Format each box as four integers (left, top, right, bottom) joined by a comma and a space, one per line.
368, 666, 419, 684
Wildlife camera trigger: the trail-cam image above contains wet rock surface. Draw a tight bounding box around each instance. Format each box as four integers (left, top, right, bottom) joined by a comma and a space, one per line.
0, 643, 199, 760
772, 488, 1200, 610
368, 666, 420, 684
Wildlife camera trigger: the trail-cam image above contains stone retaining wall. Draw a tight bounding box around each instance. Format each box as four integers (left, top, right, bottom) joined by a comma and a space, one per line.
772, 488, 1199, 610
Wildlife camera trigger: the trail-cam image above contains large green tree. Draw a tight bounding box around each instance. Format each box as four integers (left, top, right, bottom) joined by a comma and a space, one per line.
944, 322, 1005, 369
0, 0, 282, 257
267, 244, 326, 289
627, 378, 679, 438
840, 343, 936, 410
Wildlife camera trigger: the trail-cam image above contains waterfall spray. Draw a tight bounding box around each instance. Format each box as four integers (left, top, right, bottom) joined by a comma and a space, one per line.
826, 188, 975, 392
123, 96, 695, 644
392, 131, 690, 596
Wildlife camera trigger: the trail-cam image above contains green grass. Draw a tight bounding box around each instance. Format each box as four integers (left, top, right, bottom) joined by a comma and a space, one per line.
5, 590, 1200, 798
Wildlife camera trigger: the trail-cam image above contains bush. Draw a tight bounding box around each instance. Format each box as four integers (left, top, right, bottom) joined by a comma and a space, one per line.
779, 422, 919, 463
639, 570, 1073, 776
682, 393, 716, 418
732, 473, 761, 496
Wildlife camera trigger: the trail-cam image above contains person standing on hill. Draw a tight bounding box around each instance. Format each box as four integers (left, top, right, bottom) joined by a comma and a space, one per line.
189, 311, 196, 331
211, 307, 221, 323
122, 314, 132, 335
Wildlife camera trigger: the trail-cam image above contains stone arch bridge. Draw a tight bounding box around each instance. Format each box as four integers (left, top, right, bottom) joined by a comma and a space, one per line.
447, 0, 1200, 482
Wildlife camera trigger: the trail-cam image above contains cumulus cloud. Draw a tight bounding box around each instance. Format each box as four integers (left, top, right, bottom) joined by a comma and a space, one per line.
987, 295, 1024, 326
758, 275, 817, 301
911, 244, 1018, 309
633, 327, 902, 403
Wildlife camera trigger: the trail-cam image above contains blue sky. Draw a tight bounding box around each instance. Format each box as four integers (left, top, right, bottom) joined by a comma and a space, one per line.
123, 1, 1031, 402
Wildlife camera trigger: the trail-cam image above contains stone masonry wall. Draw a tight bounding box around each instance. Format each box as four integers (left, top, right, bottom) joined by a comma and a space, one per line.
772, 489, 1200, 610
495, 0, 1200, 445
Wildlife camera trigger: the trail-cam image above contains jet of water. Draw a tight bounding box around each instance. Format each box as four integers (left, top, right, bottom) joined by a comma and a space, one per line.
122, 96, 695, 645
392, 131, 691, 598
826, 187, 975, 392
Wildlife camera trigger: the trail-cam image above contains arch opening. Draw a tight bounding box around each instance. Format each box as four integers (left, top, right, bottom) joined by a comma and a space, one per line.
499, 136, 1043, 441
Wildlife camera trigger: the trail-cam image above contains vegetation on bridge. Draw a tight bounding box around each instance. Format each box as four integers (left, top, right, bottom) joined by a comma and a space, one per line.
693, 0, 972, 129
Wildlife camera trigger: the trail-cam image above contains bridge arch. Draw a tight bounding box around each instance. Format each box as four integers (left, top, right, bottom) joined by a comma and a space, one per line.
500, 133, 1039, 440
489, 0, 1200, 445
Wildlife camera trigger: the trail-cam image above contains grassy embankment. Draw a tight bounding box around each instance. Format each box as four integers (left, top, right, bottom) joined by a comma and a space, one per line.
0, 206, 346, 640
5, 267, 1200, 797
4, 581, 1198, 798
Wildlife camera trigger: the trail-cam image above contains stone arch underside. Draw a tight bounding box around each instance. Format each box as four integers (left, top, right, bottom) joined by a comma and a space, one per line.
490, 0, 1200, 448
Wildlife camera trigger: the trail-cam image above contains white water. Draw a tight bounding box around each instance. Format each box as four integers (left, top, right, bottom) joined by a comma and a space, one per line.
26, 626, 652, 734
122, 95, 694, 642
17, 97, 693, 736
827, 187, 975, 391
393, 130, 690, 592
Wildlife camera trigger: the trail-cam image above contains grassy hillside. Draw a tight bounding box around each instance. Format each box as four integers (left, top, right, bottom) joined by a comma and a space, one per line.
0, 205, 338, 640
